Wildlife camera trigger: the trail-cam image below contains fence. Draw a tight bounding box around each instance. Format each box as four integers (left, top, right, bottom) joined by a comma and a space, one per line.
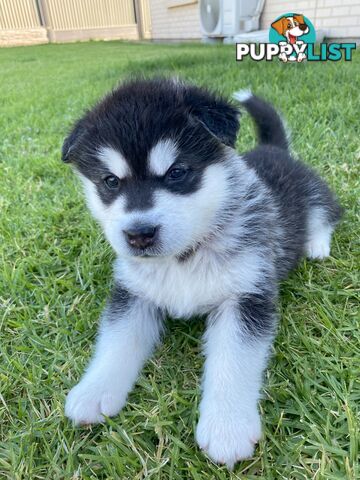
0, 0, 151, 46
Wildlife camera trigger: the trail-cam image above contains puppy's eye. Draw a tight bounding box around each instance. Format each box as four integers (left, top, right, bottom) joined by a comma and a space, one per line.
104, 175, 120, 189
166, 167, 187, 181
288, 23, 292, 28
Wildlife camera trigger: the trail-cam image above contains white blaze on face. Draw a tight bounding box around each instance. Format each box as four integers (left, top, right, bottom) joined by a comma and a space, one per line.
98, 146, 130, 179
77, 152, 230, 258
286, 17, 295, 28
148, 139, 178, 176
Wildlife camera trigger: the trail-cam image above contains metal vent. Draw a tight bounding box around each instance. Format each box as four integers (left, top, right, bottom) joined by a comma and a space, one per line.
200, 0, 220, 34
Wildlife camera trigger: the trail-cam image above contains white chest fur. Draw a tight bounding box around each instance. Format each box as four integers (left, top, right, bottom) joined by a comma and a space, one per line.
114, 248, 265, 318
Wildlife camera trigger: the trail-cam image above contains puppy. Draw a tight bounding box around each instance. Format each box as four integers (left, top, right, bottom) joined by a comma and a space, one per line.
62, 78, 341, 468
271, 14, 310, 62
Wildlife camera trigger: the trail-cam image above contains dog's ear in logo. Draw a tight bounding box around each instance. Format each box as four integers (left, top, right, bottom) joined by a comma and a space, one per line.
271, 16, 289, 36
183, 87, 240, 147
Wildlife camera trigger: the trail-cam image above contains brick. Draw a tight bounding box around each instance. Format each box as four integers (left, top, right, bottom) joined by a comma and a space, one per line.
150, 0, 201, 39
316, 0, 337, 6
342, 0, 360, 5
322, 17, 340, 27
0, 28, 48, 47
350, 5, 360, 15
338, 17, 359, 26
332, 6, 351, 16
329, 26, 360, 37
315, 8, 333, 18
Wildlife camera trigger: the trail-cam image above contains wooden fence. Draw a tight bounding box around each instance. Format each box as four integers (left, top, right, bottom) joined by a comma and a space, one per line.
0, 0, 152, 46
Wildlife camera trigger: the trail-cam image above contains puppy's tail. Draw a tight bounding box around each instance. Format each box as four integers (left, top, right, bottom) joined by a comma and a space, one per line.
233, 90, 289, 151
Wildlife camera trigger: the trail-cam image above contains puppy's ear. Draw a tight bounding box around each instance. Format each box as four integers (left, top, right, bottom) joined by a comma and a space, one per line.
185, 88, 240, 147
61, 121, 85, 163
271, 17, 287, 35
294, 14, 305, 24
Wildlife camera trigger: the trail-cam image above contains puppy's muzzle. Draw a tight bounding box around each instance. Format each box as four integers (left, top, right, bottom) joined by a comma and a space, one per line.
124, 225, 159, 250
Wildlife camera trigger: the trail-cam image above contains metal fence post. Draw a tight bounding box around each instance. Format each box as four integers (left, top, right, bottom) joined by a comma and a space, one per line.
133, 0, 143, 40
36, 0, 52, 42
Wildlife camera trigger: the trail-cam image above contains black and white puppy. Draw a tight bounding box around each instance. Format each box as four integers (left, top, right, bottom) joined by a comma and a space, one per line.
62, 78, 341, 468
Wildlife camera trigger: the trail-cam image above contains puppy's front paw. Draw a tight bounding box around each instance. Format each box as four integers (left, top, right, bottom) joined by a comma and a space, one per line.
196, 407, 261, 469
306, 238, 330, 259
65, 377, 126, 425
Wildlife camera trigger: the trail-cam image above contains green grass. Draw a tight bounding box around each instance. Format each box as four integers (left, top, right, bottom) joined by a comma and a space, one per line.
0, 40, 359, 480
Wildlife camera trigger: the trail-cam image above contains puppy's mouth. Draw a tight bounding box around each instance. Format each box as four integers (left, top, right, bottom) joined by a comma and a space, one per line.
129, 242, 200, 261
128, 244, 165, 259
288, 33, 297, 44
130, 249, 160, 258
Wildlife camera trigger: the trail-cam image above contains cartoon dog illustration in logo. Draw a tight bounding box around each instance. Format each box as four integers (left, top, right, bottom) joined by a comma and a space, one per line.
271, 14, 309, 62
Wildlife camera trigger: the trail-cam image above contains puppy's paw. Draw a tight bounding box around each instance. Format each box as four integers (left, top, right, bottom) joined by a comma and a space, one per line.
297, 53, 307, 62
65, 378, 126, 425
196, 408, 261, 469
306, 238, 330, 260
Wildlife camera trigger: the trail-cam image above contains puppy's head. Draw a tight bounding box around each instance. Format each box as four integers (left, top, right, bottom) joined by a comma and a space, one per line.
62, 78, 239, 259
271, 14, 309, 42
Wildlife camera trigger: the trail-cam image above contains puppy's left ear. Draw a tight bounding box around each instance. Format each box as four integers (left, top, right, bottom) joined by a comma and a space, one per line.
61, 120, 85, 163
185, 88, 240, 147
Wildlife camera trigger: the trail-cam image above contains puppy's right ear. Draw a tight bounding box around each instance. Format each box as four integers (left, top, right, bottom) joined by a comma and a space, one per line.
61, 121, 84, 163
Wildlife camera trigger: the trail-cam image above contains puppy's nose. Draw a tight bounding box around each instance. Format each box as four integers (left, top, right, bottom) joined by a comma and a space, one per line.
299, 23, 307, 31
124, 225, 158, 249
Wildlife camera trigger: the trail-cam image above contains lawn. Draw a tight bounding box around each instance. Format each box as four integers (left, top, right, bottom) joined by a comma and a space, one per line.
0, 40, 359, 480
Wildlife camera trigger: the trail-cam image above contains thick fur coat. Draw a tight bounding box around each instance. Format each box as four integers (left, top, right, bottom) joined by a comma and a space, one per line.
62, 78, 341, 468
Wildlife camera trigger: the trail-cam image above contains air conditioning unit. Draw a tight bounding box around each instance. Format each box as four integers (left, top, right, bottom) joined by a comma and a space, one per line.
200, 0, 265, 39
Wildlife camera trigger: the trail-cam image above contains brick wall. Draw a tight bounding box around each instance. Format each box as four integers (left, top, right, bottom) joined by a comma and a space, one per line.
149, 0, 201, 39
261, 0, 360, 39
315, 0, 360, 39
148, 0, 360, 41
0, 28, 48, 47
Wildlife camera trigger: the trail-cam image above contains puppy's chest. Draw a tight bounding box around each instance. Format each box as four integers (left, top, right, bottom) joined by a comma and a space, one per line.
116, 252, 235, 318
115, 249, 263, 318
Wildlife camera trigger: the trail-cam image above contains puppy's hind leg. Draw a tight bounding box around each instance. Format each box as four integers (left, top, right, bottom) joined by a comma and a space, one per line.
306, 207, 335, 260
